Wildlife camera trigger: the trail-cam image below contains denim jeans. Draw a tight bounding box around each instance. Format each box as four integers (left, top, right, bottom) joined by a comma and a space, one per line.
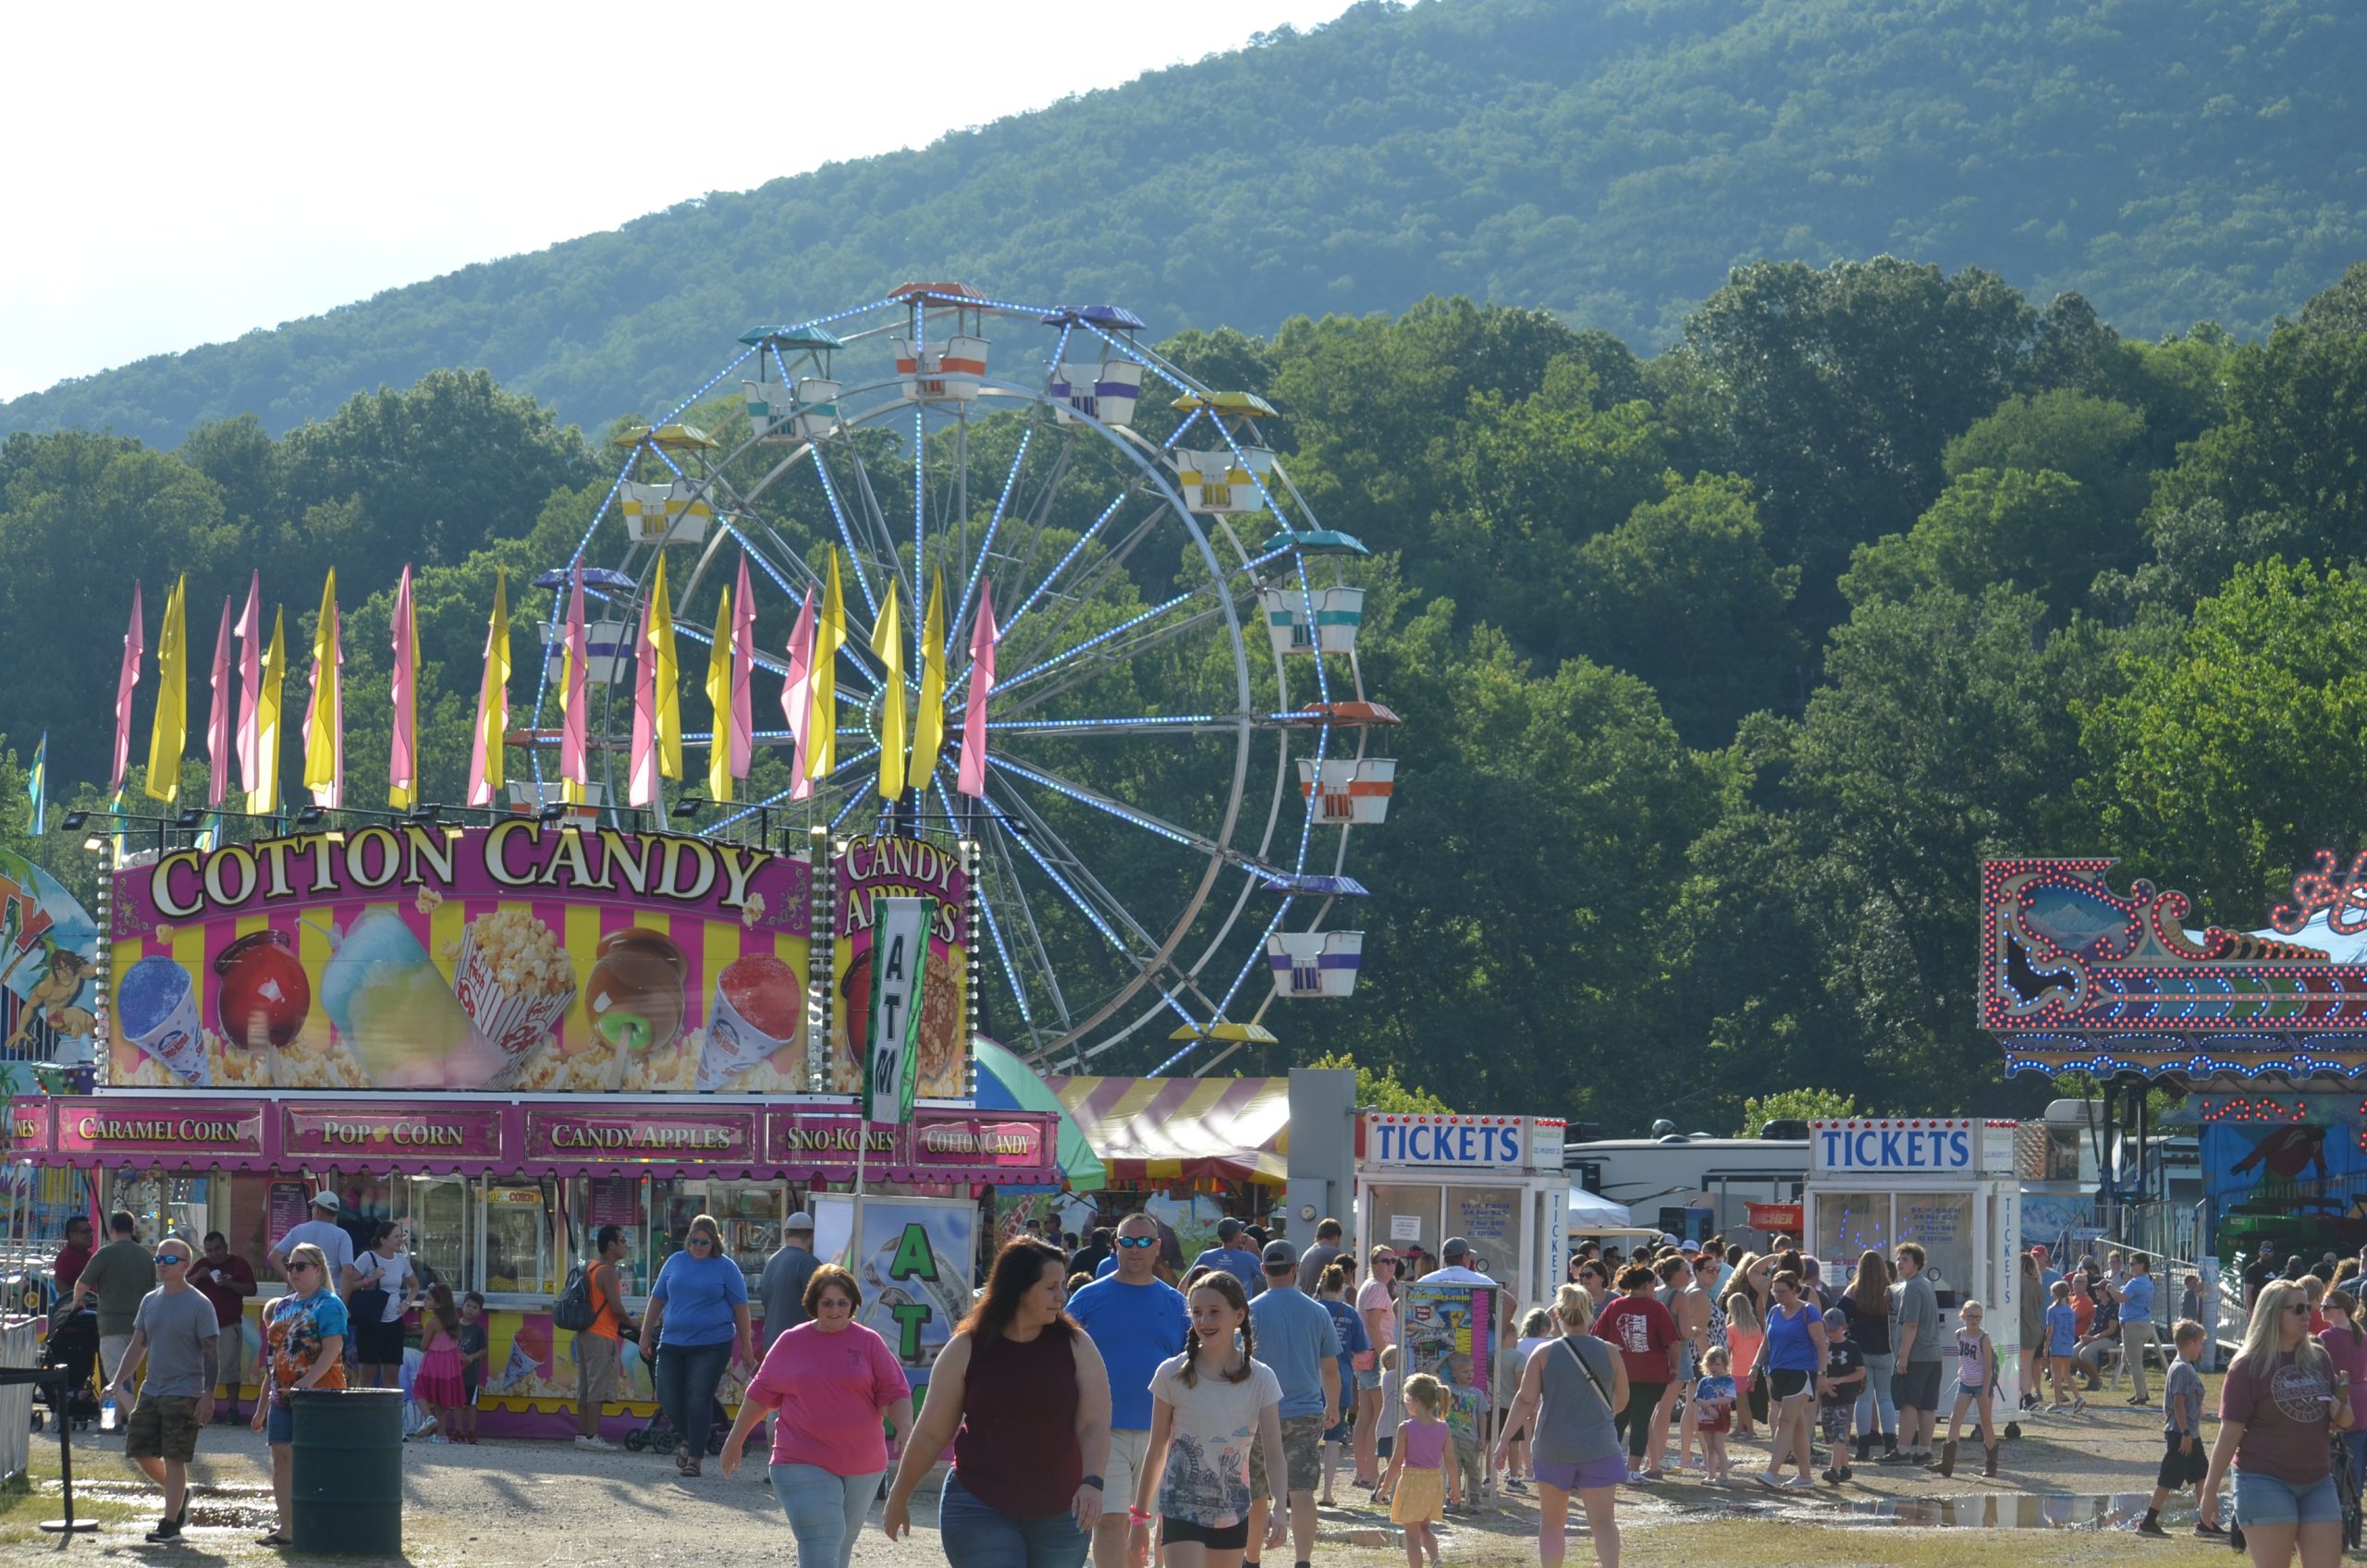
773, 1463, 882, 1568
1854, 1350, 1896, 1436
938, 1470, 1089, 1568
654, 1340, 730, 1459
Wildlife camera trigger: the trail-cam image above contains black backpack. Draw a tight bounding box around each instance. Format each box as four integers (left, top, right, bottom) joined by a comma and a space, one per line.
552, 1262, 597, 1331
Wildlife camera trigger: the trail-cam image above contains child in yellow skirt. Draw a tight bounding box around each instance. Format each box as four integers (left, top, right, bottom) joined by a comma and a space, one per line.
1378, 1373, 1452, 1567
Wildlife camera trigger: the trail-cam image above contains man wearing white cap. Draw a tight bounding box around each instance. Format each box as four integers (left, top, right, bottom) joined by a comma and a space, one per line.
267, 1192, 356, 1301
760, 1212, 821, 1350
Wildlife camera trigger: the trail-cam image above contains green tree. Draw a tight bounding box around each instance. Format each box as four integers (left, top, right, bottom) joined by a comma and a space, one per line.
1841, 467, 2126, 618
1306, 1052, 1453, 1114
1735, 1088, 1857, 1138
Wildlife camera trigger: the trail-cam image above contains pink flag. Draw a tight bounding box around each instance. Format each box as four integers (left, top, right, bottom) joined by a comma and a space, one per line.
206, 596, 233, 809
110, 582, 144, 796
234, 571, 261, 792
729, 554, 754, 782
629, 589, 658, 807
779, 587, 816, 802
957, 579, 996, 798
389, 566, 418, 810
559, 566, 589, 794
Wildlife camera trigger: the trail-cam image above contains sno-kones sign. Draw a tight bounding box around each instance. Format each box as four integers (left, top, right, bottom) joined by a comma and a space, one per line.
107, 826, 812, 1097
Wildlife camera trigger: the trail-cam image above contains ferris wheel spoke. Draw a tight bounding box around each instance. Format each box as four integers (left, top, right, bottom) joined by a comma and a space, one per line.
996, 503, 1174, 681
994, 598, 1241, 718
948, 425, 1034, 653
990, 751, 1234, 866
804, 440, 883, 620
987, 779, 1168, 962
975, 803, 1074, 1037
983, 715, 1243, 738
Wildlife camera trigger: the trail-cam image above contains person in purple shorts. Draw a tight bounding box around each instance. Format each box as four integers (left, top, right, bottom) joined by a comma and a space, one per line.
1497, 1282, 1627, 1568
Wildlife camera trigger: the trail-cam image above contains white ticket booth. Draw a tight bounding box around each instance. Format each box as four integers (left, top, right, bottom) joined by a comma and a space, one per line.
1804, 1118, 2023, 1366
1355, 1113, 1567, 1311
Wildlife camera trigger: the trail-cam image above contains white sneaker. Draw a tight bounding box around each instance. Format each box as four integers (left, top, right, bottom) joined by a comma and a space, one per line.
1784, 1476, 1816, 1490
1755, 1470, 1784, 1490
573, 1435, 609, 1450
426, 1434, 449, 1445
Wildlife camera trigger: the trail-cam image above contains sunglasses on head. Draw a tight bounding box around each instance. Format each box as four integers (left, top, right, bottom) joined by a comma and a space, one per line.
1116, 1234, 1159, 1249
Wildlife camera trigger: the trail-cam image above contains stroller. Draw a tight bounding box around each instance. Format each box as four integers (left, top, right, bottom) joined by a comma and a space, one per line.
40, 1299, 102, 1432
619, 1339, 726, 1457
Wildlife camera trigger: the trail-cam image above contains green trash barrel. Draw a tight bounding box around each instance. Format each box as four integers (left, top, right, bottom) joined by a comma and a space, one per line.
290, 1388, 404, 1555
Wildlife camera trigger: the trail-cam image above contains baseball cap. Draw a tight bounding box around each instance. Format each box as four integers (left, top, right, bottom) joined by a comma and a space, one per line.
1679, 1239, 1701, 1255
1260, 1239, 1299, 1270
784, 1211, 814, 1232
1441, 1236, 1472, 1262
1218, 1217, 1245, 1240
311, 1190, 341, 1213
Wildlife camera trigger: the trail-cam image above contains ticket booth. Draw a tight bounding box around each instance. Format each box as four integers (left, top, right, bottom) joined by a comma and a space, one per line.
1804, 1118, 2022, 1367
1354, 1113, 1566, 1310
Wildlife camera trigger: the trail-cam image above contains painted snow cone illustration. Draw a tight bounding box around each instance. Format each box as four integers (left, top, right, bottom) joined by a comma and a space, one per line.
117, 955, 209, 1084
319, 909, 506, 1087
699, 951, 802, 1089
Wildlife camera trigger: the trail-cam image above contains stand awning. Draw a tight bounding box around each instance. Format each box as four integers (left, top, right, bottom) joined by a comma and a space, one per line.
1047, 1072, 1291, 1187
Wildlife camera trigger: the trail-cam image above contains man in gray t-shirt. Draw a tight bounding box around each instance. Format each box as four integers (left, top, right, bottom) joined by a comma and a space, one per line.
105, 1238, 220, 1544
758, 1213, 820, 1350
1884, 1243, 1945, 1466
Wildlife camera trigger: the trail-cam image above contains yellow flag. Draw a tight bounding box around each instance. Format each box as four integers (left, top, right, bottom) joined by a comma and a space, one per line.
804, 549, 845, 779
706, 584, 734, 805
144, 575, 188, 802
872, 591, 906, 801
251, 609, 285, 816
910, 569, 947, 788
301, 570, 342, 807
467, 567, 510, 806
649, 553, 682, 782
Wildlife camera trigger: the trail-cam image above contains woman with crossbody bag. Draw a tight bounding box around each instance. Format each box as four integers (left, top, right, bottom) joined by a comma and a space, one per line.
1496, 1283, 1628, 1568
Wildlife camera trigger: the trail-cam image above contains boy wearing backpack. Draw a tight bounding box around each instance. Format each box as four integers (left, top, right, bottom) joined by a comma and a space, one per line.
563, 1225, 637, 1448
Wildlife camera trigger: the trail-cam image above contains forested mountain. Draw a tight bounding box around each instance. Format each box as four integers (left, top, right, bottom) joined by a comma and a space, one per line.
6, 0, 2363, 447
9, 257, 2367, 1134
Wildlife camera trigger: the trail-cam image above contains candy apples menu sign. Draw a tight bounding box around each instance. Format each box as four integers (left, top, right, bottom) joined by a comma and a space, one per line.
109, 826, 811, 1096
828, 835, 971, 1102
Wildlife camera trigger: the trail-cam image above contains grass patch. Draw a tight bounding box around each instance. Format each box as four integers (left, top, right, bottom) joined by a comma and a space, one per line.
0, 1441, 142, 1543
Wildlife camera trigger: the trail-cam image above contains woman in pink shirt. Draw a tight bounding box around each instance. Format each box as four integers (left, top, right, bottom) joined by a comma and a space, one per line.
721, 1264, 914, 1568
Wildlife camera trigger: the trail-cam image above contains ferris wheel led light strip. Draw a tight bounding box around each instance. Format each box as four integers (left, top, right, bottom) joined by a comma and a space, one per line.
950, 425, 1034, 652
996, 592, 1196, 695
805, 438, 882, 621
990, 756, 1195, 848
1001, 810, 1197, 1030
936, 776, 1034, 1028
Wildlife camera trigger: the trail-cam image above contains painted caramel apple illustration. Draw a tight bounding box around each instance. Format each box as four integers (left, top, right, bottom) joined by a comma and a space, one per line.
214, 929, 311, 1048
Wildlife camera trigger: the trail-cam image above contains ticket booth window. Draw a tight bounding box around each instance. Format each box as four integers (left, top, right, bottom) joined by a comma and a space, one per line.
1445, 1184, 1526, 1296
484, 1181, 557, 1294
1896, 1190, 1975, 1300
1367, 1183, 1444, 1268
1814, 1192, 1891, 1265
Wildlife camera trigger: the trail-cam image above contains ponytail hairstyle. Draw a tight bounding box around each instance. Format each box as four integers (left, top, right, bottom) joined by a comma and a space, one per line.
1403, 1372, 1445, 1418
427, 1281, 460, 1339
1552, 1281, 1597, 1334
1181, 1270, 1256, 1388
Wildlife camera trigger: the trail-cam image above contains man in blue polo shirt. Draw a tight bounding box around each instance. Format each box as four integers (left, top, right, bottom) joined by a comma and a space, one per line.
1069, 1213, 1189, 1568
2118, 1254, 2159, 1404
1190, 1217, 1266, 1295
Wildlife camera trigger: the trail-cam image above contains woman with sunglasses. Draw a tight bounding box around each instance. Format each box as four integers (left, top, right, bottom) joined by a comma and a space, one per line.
251, 1242, 348, 1548
643, 1213, 754, 1477
2202, 1278, 2354, 1568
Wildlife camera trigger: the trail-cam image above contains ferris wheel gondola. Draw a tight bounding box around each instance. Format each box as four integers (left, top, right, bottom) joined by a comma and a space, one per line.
528, 286, 1392, 1075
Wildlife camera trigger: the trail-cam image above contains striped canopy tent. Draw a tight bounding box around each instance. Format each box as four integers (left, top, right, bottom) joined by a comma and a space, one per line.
1048, 1072, 1292, 1188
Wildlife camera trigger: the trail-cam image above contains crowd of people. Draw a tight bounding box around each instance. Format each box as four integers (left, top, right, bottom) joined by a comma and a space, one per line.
60, 1191, 2367, 1568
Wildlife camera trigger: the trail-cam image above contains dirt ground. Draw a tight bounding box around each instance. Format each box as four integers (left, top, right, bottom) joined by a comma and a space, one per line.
1, 1383, 2242, 1566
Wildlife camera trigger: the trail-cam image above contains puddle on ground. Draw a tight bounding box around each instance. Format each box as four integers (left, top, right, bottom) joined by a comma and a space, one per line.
43, 1477, 281, 1528
1680, 1489, 2189, 1531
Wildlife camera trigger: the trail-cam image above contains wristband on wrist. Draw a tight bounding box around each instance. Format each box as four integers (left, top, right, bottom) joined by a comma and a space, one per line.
1080, 1475, 1104, 1490
1129, 1508, 1152, 1524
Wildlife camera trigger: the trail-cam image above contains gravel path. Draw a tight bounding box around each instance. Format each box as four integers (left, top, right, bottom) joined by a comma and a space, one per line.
20, 1390, 2199, 1566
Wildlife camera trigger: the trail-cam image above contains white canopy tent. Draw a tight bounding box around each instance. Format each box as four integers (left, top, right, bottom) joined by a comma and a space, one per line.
1565, 1186, 1632, 1230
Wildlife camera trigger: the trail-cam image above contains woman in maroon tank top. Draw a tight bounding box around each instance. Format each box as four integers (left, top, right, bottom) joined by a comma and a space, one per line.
885, 1238, 1113, 1567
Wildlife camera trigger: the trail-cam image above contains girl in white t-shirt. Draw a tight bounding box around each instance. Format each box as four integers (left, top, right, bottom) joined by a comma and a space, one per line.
1130, 1273, 1292, 1568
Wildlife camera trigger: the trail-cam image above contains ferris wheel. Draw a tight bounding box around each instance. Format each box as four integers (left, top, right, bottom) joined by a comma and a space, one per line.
527, 283, 1394, 1074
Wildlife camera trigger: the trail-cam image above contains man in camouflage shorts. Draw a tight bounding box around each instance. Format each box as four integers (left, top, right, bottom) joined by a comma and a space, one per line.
1247, 1240, 1341, 1566
106, 1237, 221, 1544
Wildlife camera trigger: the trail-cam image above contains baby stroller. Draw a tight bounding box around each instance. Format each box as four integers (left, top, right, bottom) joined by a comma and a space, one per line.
42, 1299, 101, 1432
619, 1340, 726, 1456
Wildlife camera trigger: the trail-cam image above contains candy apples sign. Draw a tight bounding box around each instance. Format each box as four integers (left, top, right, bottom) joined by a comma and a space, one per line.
107, 827, 811, 1096
828, 837, 971, 1102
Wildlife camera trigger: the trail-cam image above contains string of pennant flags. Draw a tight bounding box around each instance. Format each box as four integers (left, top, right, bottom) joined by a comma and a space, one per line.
104, 547, 996, 827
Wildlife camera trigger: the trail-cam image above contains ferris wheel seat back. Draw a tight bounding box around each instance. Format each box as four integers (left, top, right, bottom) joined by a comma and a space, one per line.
1295, 756, 1395, 826
536, 615, 633, 685
895, 335, 989, 401
1171, 446, 1275, 513
1049, 359, 1144, 428
1259, 586, 1366, 656
1266, 930, 1364, 998
743, 378, 843, 441
619, 481, 713, 546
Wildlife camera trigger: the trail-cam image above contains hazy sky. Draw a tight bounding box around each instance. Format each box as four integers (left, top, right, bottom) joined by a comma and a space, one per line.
1, 1, 1360, 403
